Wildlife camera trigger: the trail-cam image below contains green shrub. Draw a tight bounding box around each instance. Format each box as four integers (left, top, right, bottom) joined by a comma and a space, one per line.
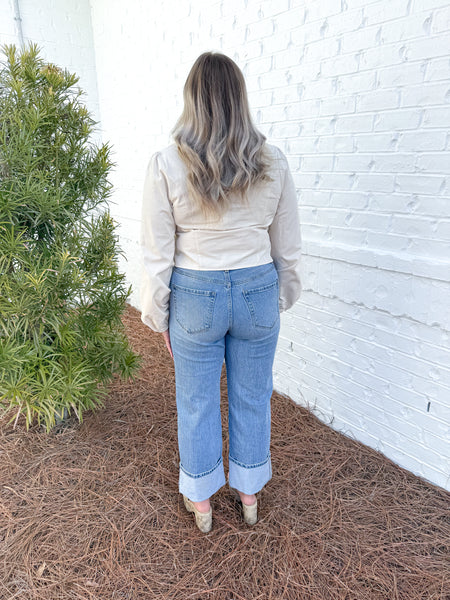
0, 42, 141, 432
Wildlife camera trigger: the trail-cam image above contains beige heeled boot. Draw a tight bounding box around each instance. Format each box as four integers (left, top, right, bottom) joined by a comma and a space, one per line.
229, 486, 258, 525
183, 495, 212, 533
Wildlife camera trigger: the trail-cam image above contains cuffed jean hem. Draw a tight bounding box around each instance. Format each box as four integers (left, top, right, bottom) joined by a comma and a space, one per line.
179, 456, 226, 502
228, 453, 272, 495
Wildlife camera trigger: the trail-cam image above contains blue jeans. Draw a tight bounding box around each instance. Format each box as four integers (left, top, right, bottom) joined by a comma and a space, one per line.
168, 261, 281, 502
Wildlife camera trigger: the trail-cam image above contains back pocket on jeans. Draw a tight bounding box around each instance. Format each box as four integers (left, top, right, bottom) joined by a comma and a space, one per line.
242, 279, 279, 329
172, 284, 216, 333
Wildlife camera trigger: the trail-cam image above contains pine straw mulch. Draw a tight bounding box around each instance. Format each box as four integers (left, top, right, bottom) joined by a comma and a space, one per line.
0, 304, 449, 600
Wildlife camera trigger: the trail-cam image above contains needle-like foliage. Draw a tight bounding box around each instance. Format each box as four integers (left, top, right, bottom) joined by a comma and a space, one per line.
0, 42, 141, 432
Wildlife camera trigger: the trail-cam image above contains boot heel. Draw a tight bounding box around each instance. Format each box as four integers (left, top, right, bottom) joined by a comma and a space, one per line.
229, 486, 258, 525
182, 495, 212, 533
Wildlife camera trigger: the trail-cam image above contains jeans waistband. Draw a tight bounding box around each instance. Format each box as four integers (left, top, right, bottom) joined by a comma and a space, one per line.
172, 261, 276, 285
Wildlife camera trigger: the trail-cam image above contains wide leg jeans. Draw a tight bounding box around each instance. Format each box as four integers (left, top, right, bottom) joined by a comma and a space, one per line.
168, 261, 281, 502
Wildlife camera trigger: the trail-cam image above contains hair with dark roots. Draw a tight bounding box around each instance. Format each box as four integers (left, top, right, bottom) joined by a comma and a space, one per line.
171, 51, 273, 219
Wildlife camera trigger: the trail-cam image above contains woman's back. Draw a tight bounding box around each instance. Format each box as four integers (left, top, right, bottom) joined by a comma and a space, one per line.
145, 142, 291, 264
141, 140, 302, 333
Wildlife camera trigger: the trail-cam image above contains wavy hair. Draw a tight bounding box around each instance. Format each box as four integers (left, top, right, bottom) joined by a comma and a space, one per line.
171, 51, 273, 219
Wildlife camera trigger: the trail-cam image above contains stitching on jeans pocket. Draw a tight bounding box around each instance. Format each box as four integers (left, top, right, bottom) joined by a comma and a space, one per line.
242, 279, 279, 329
172, 284, 216, 334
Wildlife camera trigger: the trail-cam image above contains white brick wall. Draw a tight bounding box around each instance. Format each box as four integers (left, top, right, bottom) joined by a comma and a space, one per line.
0, 0, 101, 142
2, 0, 449, 491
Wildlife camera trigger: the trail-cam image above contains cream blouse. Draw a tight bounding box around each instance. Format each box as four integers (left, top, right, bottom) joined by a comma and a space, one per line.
140, 142, 302, 333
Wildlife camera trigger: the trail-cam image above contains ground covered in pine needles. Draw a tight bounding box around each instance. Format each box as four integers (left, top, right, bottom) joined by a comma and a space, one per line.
1, 304, 449, 600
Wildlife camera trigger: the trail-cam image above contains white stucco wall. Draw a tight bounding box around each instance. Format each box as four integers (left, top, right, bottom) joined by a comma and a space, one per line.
2, 0, 449, 491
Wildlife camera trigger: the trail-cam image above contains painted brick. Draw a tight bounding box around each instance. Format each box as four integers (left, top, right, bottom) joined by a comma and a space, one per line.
401, 82, 450, 107
363, 0, 411, 25
422, 106, 450, 127
357, 89, 400, 112
425, 56, 450, 82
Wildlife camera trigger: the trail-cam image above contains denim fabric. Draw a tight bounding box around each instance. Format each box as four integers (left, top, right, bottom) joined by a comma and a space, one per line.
168, 261, 281, 502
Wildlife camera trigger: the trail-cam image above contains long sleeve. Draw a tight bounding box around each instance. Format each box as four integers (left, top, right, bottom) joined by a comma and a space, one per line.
268, 150, 302, 312
140, 151, 176, 333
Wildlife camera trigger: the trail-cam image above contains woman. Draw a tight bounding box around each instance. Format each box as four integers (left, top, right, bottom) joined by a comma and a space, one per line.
140, 51, 302, 533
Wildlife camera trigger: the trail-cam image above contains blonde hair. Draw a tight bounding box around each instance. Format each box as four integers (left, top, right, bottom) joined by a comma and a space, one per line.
171, 51, 273, 219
